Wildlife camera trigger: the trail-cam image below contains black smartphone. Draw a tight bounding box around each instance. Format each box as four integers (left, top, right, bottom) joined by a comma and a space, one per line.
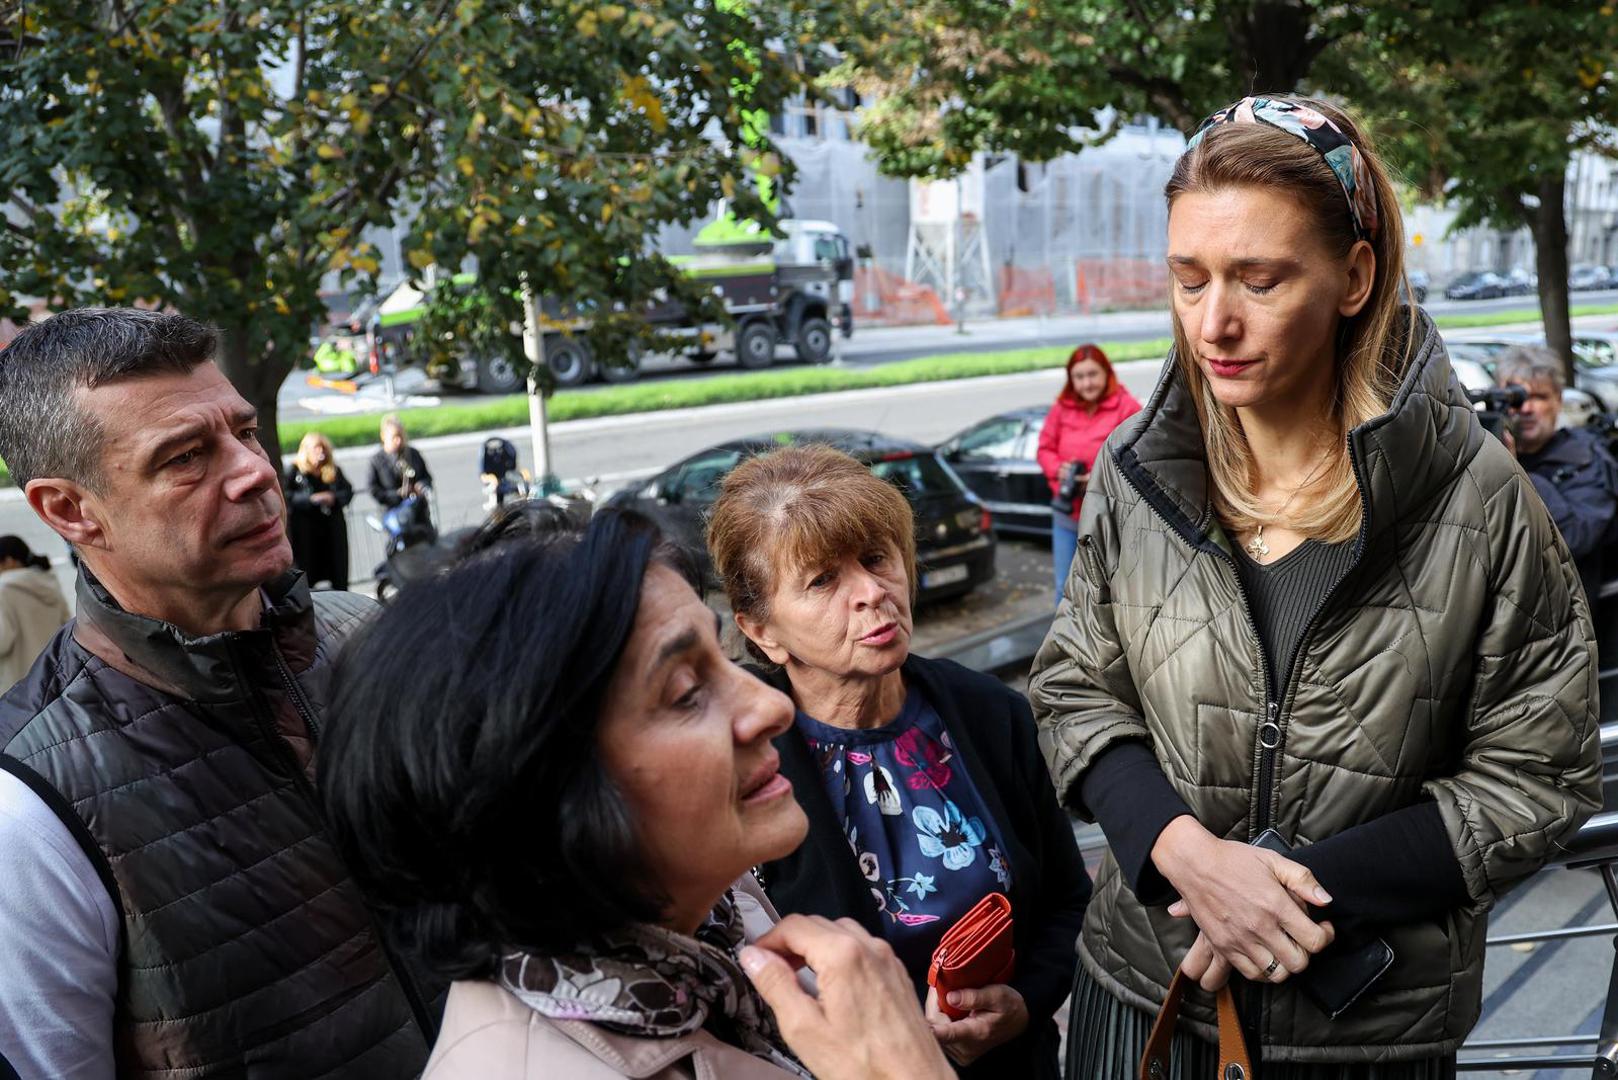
1249, 828, 1395, 1019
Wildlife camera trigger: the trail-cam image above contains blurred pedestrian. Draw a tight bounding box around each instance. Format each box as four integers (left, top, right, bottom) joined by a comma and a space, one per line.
0, 536, 69, 691
1036, 344, 1142, 600
285, 431, 354, 590
0, 308, 438, 1078
368, 414, 435, 548
708, 445, 1090, 1078
320, 504, 955, 1080
1031, 95, 1599, 1078
1495, 345, 1618, 600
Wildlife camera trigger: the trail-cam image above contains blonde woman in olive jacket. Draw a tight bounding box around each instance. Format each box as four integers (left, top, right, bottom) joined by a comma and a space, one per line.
1031, 94, 1600, 1077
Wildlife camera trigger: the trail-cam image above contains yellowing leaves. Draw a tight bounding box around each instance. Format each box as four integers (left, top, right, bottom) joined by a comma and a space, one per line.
467, 205, 501, 245
577, 10, 599, 36
456, 155, 476, 178
620, 75, 667, 133
720, 174, 737, 199
407, 248, 435, 271
316, 143, 343, 160
272, 296, 292, 315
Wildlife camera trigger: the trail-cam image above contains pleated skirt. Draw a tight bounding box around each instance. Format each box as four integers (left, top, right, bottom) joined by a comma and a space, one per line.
1065, 966, 1456, 1080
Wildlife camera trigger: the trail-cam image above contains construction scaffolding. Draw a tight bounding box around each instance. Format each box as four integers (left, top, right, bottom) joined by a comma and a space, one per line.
661, 124, 1188, 324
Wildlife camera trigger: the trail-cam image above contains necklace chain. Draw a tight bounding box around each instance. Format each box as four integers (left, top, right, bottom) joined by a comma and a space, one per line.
1245, 447, 1334, 561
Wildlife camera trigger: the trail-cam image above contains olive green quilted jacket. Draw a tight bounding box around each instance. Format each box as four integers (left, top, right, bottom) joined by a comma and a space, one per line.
1030, 311, 1601, 1062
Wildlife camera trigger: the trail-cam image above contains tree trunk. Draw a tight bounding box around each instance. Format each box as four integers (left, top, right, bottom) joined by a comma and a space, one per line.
214, 323, 294, 482
1230, 1, 1319, 94
1530, 170, 1574, 387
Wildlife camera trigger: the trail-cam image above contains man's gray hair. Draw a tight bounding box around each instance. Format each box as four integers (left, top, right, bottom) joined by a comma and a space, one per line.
1495, 344, 1566, 395
0, 308, 216, 489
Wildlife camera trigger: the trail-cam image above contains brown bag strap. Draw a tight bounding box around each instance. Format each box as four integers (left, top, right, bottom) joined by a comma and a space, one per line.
1138, 969, 1255, 1080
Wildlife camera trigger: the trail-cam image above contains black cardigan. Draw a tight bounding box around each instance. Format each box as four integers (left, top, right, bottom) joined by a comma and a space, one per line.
756, 654, 1092, 1079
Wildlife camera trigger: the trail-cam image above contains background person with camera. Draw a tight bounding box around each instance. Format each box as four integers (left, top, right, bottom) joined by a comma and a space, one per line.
1036, 344, 1142, 600
1491, 345, 1618, 603
368, 414, 437, 553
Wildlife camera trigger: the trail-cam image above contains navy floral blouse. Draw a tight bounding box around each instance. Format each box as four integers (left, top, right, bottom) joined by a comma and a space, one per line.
796, 685, 1013, 980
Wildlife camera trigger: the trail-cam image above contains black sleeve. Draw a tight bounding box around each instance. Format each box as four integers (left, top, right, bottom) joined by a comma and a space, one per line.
1288, 801, 1469, 941
331, 468, 354, 509
367, 455, 400, 508
1003, 692, 1092, 1024
1079, 741, 1194, 907
1526, 463, 1618, 562
411, 448, 434, 488
282, 473, 312, 511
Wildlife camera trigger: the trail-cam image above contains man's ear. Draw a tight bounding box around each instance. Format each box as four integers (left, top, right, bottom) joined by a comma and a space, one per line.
734, 610, 790, 667
26, 479, 108, 551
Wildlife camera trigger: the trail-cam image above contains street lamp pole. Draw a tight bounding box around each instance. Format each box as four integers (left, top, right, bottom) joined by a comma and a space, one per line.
520, 280, 553, 488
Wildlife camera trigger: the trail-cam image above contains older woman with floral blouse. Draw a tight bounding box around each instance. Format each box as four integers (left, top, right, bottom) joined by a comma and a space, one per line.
707, 444, 1092, 1079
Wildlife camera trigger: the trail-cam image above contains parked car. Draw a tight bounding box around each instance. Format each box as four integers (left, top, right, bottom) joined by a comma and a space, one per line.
1445, 271, 1508, 300
1504, 267, 1538, 296
1571, 264, 1613, 291
936, 407, 1054, 537
1446, 330, 1618, 416
1573, 332, 1618, 412
605, 428, 996, 603
1407, 269, 1431, 304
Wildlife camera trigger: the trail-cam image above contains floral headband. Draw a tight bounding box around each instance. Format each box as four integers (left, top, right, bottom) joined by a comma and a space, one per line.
1183, 96, 1379, 242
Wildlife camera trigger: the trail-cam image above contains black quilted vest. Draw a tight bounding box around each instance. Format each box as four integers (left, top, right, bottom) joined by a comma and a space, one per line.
0, 570, 438, 1078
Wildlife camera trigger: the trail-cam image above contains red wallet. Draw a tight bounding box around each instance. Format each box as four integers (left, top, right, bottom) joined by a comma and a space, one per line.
927, 892, 1014, 1020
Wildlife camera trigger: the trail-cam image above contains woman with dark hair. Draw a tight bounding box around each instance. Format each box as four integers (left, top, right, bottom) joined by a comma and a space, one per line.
1032, 94, 1601, 1077
319, 505, 954, 1080
707, 446, 1091, 1079
1037, 344, 1142, 598
0, 536, 69, 690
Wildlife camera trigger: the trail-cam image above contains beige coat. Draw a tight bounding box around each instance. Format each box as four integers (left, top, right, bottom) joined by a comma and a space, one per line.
424, 875, 805, 1080
423, 981, 801, 1080
0, 566, 69, 691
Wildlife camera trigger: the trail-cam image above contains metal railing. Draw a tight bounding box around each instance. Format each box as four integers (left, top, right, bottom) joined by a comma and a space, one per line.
1456, 722, 1618, 1075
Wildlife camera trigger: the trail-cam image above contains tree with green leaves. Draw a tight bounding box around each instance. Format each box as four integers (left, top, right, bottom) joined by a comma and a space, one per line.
1328, 3, 1618, 377
832, 1, 1618, 377
0, 0, 829, 465
828, 0, 1366, 177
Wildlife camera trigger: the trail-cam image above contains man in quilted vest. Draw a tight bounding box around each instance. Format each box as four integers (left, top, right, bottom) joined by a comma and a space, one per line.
0, 309, 439, 1078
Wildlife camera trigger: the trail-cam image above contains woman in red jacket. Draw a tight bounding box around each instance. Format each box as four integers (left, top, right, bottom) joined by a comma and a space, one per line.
1037, 344, 1142, 599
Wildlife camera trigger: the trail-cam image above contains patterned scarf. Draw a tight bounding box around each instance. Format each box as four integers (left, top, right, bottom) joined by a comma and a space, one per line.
496, 890, 810, 1077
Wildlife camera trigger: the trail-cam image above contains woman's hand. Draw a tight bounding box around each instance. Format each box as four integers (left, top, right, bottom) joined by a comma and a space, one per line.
1151, 816, 1336, 988
741, 915, 954, 1080
924, 984, 1029, 1066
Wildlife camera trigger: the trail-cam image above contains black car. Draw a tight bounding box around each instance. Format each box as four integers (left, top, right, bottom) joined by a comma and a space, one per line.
937, 407, 1057, 538
1445, 271, 1507, 301
606, 428, 996, 603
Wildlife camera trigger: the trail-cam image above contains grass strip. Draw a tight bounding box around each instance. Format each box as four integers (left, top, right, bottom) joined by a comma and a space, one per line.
1432, 301, 1618, 330
277, 337, 1173, 453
